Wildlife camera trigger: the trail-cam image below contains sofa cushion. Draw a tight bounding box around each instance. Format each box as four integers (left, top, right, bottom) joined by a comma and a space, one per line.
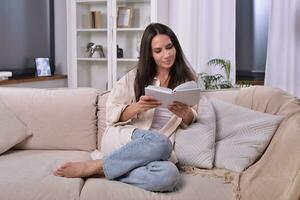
0, 99, 32, 155
0, 87, 98, 151
200, 89, 239, 104
174, 96, 216, 168
211, 98, 283, 172
236, 86, 300, 116
0, 150, 91, 200
80, 173, 233, 200
97, 91, 110, 150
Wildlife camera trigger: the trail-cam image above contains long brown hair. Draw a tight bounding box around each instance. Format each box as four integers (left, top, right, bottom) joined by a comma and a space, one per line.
134, 23, 196, 102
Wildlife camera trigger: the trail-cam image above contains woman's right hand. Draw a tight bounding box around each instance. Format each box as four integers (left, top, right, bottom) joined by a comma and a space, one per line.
119, 95, 160, 122
135, 95, 161, 113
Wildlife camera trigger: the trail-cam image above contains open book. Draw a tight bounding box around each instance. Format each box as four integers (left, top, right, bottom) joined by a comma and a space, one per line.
145, 81, 201, 107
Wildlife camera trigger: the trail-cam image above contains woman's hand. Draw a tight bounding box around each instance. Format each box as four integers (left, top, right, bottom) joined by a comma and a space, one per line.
119, 95, 161, 122
135, 95, 161, 113
168, 101, 194, 125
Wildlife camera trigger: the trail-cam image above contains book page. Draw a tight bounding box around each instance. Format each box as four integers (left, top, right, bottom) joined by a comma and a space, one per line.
173, 88, 201, 106
174, 81, 198, 91
145, 87, 172, 107
145, 85, 172, 94
145, 81, 201, 108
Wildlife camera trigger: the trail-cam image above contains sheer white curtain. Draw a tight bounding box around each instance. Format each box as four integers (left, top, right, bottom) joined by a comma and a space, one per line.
265, 0, 300, 97
169, 0, 236, 83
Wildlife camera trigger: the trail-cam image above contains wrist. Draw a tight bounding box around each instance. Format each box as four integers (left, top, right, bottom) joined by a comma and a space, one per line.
120, 103, 140, 122
182, 107, 193, 124
131, 102, 141, 115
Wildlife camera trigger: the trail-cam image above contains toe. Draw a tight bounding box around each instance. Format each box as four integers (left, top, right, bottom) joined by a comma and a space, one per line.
53, 167, 66, 177
53, 171, 61, 176
57, 162, 73, 171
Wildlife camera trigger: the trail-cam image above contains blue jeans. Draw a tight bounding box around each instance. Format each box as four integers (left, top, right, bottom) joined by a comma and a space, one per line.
102, 129, 180, 192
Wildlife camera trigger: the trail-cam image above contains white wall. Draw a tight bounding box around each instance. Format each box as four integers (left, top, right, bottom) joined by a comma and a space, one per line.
54, 0, 68, 75
156, 0, 169, 25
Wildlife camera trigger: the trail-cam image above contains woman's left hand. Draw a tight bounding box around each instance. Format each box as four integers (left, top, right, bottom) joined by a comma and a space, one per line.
168, 101, 194, 125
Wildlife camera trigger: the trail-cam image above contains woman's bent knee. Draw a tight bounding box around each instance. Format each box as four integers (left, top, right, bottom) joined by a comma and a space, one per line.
144, 131, 173, 160
133, 129, 172, 161
147, 161, 180, 192
158, 162, 180, 191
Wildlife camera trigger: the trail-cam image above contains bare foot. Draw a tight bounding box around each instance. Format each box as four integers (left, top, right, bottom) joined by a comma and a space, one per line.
53, 160, 104, 178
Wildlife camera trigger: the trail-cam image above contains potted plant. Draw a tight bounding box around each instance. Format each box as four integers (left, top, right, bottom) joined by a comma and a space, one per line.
207, 58, 231, 82
198, 58, 233, 90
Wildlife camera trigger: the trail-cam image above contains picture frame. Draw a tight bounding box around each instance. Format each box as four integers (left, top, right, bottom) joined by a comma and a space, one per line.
35, 57, 51, 77
117, 7, 133, 28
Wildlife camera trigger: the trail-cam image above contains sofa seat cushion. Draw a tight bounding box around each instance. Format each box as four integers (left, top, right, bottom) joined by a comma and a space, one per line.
0, 150, 91, 200
0, 87, 99, 151
80, 173, 233, 200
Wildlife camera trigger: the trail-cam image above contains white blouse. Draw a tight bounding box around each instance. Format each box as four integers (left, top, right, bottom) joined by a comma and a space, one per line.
150, 107, 172, 131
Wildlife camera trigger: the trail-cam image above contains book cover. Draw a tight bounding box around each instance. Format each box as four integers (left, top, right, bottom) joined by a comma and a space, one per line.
94, 11, 102, 28
145, 81, 201, 107
0, 71, 12, 81
0, 71, 12, 78
89, 11, 95, 28
89, 11, 102, 28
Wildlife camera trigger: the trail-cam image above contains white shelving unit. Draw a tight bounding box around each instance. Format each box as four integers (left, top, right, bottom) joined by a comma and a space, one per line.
67, 0, 168, 91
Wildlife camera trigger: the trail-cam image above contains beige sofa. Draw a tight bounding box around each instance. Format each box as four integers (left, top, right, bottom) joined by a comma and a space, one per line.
0, 86, 299, 200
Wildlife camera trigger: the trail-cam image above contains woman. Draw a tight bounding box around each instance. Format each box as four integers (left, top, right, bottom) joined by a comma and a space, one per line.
54, 23, 197, 192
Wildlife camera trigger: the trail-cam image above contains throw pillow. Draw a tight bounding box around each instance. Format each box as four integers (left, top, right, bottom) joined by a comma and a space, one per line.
97, 91, 110, 151
211, 98, 283, 172
174, 96, 216, 168
0, 99, 32, 155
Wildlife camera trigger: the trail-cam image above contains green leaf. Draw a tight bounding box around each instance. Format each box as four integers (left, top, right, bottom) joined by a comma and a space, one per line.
207, 58, 231, 81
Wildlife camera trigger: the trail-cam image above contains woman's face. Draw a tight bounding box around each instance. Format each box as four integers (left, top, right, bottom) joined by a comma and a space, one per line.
151, 34, 176, 71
